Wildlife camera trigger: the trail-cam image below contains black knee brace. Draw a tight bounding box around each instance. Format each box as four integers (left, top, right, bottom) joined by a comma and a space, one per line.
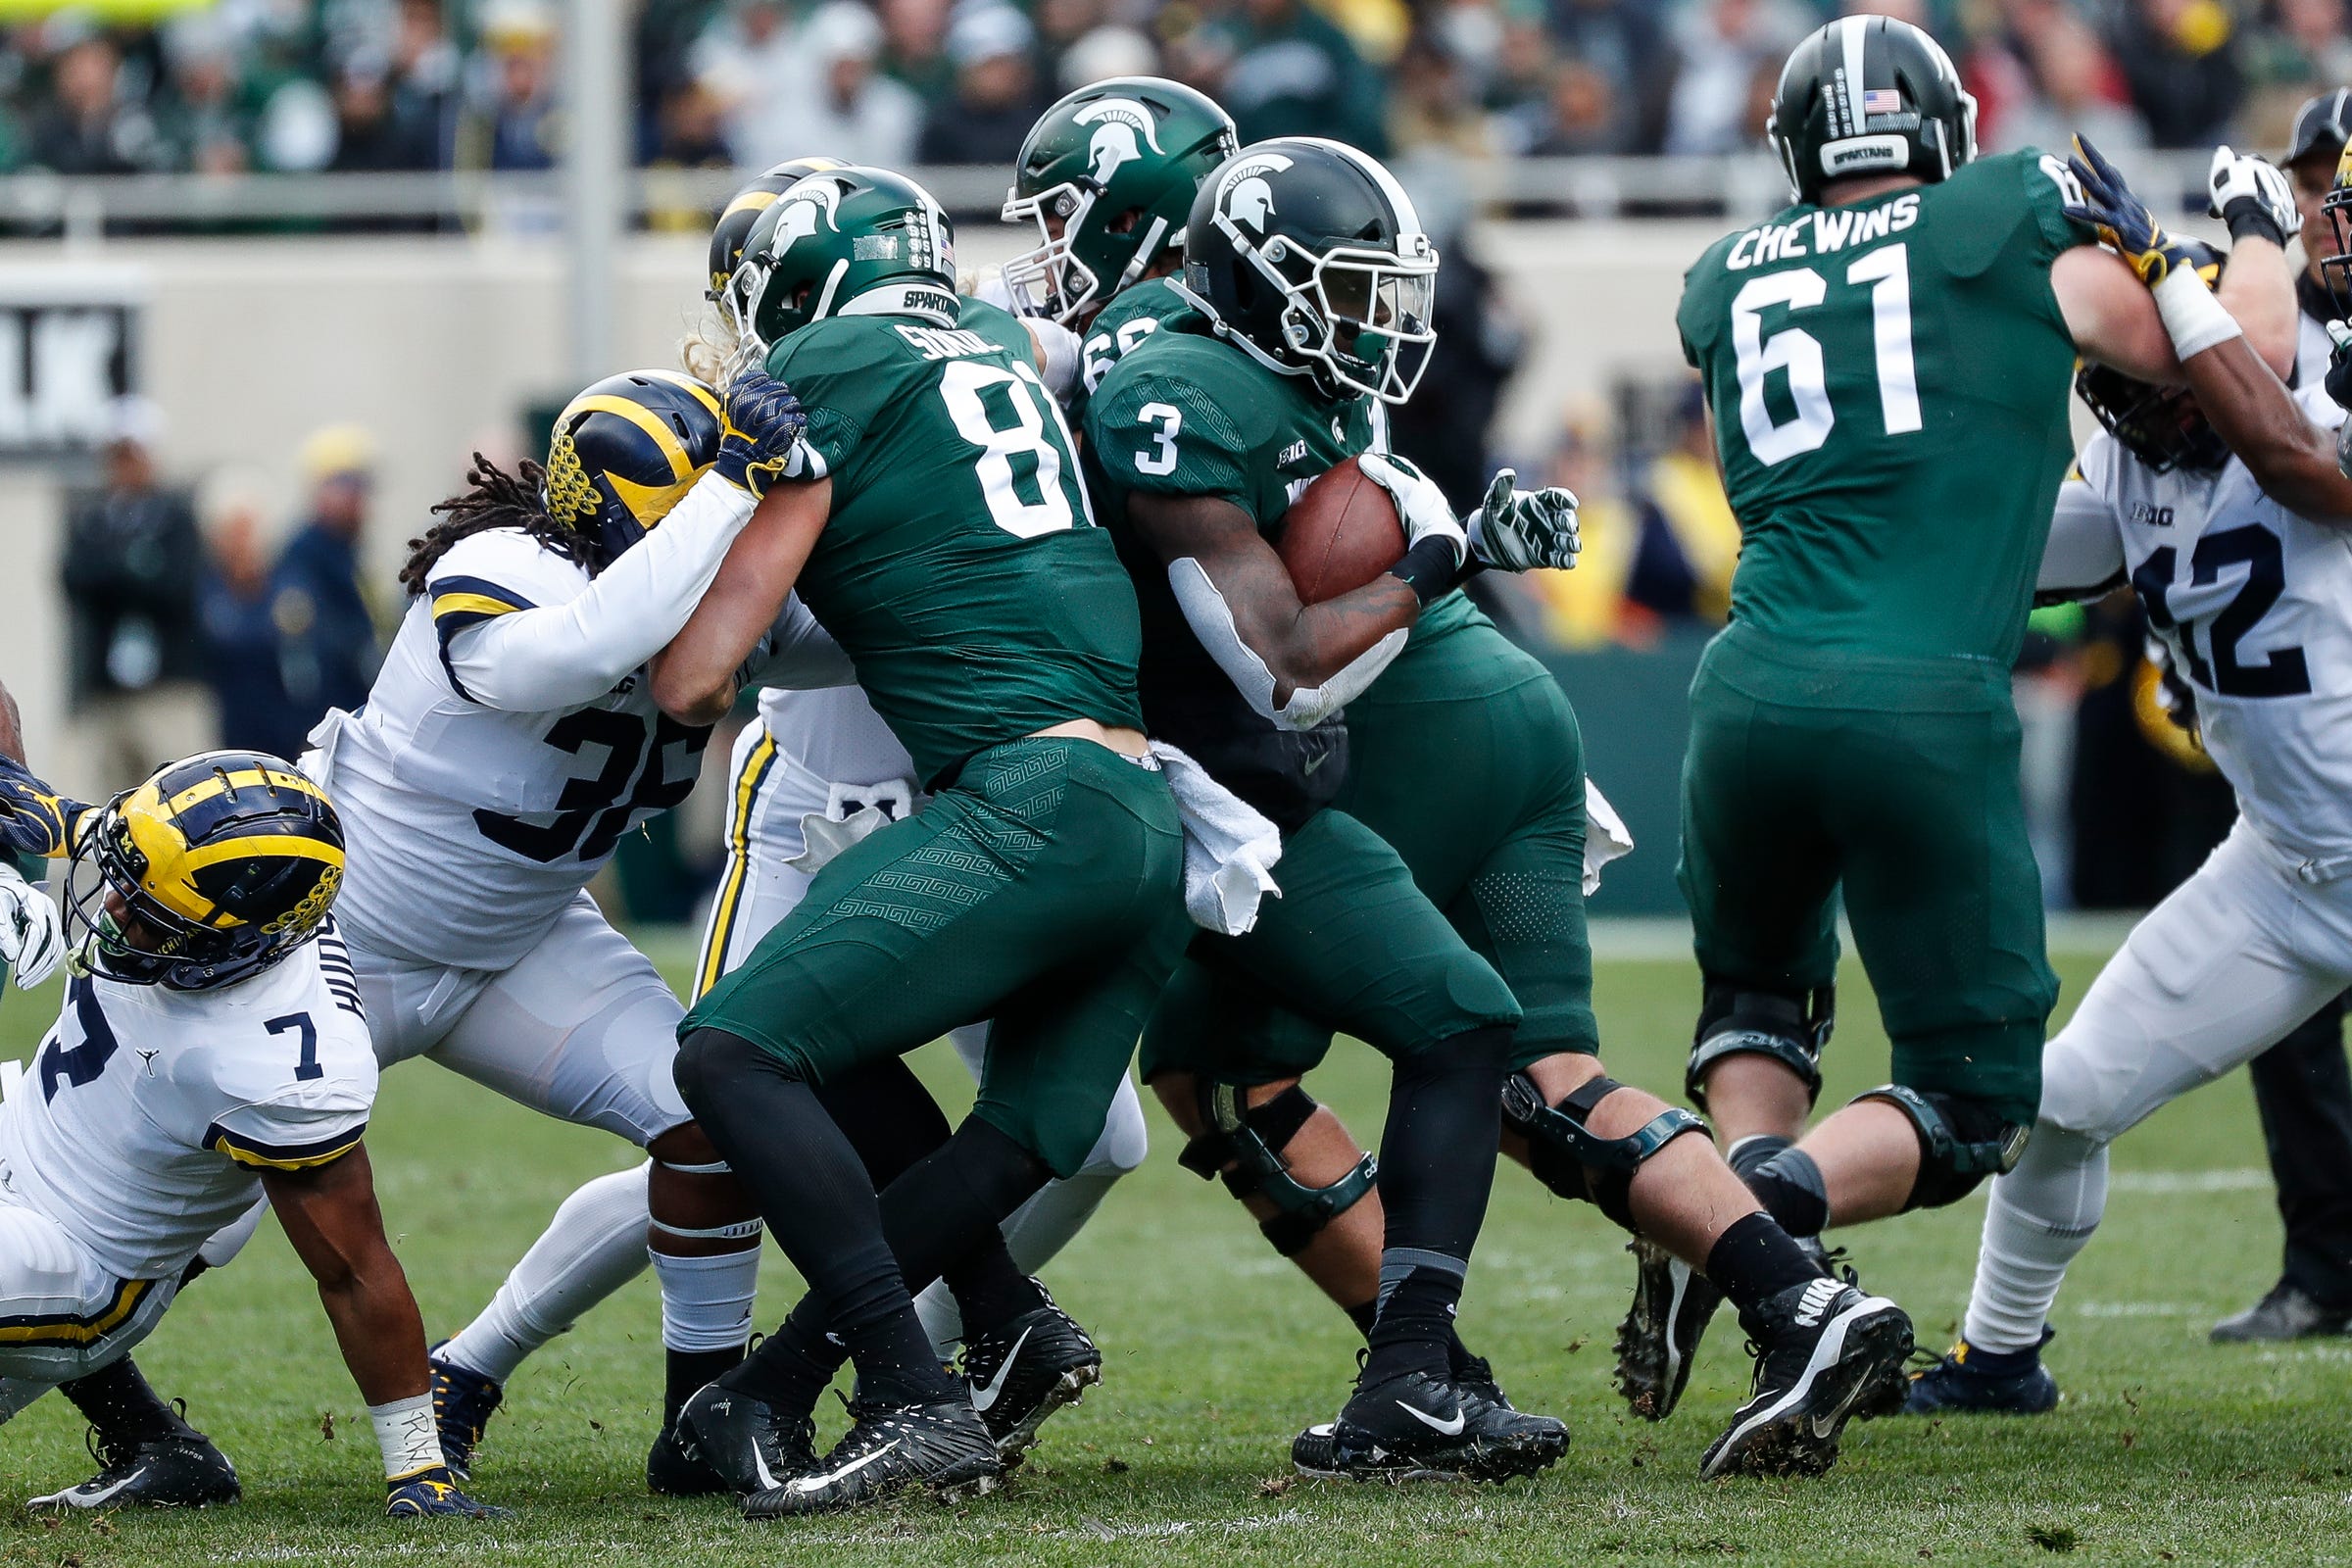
1855, 1084, 2031, 1210
1501, 1072, 1708, 1232
1686, 982, 1836, 1113
1176, 1083, 1377, 1256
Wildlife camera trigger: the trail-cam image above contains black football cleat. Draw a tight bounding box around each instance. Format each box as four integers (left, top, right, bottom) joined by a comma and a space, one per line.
740, 1397, 999, 1517
672, 1383, 819, 1496
1701, 1277, 1912, 1480
1617, 1237, 1725, 1422
646, 1420, 732, 1496
2210, 1282, 2352, 1343
28, 1409, 241, 1511
1902, 1332, 2059, 1416
427, 1344, 504, 1482
959, 1286, 1102, 1465
1322, 1365, 1567, 1484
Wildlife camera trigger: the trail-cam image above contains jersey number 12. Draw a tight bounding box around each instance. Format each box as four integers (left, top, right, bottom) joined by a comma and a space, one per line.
1731, 243, 1920, 466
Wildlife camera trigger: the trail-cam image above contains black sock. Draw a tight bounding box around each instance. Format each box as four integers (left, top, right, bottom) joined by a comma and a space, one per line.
673, 1028, 956, 1405
1727, 1134, 1793, 1180
1365, 1267, 1464, 1382
1744, 1148, 1830, 1238
817, 1055, 955, 1190
1704, 1211, 1824, 1315
722, 1314, 845, 1414
1346, 1298, 1380, 1338
879, 1119, 1051, 1331
59, 1358, 180, 1443
827, 1067, 1049, 1353
1360, 1026, 1512, 1384
663, 1346, 745, 1431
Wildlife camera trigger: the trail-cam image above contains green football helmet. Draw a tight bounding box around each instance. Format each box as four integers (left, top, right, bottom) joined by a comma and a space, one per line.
724, 166, 959, 357
707, 156, 852, 302
1001, 76, 1238, 327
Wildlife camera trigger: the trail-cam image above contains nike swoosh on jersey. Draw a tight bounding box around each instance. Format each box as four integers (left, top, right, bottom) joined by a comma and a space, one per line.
1396, 1400, 1466, 1437
969, 1326, 1035, 1413
786, 1441, 900, 1494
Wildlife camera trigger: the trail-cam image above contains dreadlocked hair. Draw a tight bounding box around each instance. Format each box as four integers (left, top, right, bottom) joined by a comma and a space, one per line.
400, 453, 604, 596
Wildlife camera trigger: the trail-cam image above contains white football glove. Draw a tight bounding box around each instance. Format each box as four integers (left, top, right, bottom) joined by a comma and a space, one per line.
0, 862, 63, 991
2207, 145, 2300, 244
1356, 452, 1467, 569
1468, 468, 1582, 572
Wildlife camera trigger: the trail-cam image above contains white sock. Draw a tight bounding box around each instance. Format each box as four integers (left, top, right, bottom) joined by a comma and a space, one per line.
652, 1245, 760, 1353
440, 1164, 653, 1385
1962, 1120, 2108, 1354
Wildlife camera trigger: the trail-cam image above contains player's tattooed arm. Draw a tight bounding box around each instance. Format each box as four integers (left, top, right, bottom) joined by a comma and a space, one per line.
650, 477, 834, 725
263, 1146, 436, 1407
1129, 490, 1418, 730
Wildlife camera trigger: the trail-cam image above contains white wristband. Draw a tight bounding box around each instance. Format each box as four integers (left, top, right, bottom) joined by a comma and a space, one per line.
369, 1393, 445, 1482
2153, 266, 2244, 363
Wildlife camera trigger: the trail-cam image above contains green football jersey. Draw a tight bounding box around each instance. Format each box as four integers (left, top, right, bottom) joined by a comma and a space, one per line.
766, 297, 1145, 785
1677, 148, 2089, 668
1071, 275, 1187, 426
1084, 313, 1378, 824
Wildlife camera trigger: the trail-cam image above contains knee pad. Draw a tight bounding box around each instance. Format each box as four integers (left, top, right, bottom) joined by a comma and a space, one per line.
1176, 1083, 1376, 1256
1501, 1073, 1708, 1231
1686, 982, 1835, 1113
1856, 1084, 2031, 1211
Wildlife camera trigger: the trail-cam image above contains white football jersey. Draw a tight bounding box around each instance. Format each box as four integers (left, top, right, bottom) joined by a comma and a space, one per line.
316, 528, 709, 968
2055, 383, 2352, 861
756, 684, 916, 791
0, 925, 375, 1283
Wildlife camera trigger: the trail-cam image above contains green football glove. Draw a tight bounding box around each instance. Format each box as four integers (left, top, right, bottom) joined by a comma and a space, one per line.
1468, 468, 1581, 572
2066, 135, 2199, 286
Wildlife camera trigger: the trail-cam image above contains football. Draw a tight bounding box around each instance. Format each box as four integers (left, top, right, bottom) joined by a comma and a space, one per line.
1277, 455, 1407, 603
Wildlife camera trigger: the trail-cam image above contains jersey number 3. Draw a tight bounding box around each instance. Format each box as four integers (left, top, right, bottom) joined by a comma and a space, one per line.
1731, 243, 1920, 466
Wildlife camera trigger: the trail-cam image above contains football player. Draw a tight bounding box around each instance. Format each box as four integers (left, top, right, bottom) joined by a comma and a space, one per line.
0, 749, 497, 1518
1087, 135, 1902, 1479
1903, 142, 2338, 1410
644, 166, 1198, 1517
1079, 135, 1586, 1482
292, 367, 817, 1493
1627, 15, 2298, 1412
665, 93, 1239, 1469
2210, 88, 2352, 1345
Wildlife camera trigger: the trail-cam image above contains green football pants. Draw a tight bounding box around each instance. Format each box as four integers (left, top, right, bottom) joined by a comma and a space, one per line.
684, 737, 1189, 1176
1677, 627, 2056, 1125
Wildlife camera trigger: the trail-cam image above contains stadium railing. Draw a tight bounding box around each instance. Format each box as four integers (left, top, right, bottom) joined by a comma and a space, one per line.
0, 150, 2227, 240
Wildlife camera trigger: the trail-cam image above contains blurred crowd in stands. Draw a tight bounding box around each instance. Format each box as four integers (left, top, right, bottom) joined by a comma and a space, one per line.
4, 0, 2351, 183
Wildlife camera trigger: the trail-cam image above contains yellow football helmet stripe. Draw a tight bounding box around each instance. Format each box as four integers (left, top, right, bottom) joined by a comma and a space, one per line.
566, 394, 695, 483
155, 767, 328, 821
130, 826, 342, 927
719, 189, 782, 224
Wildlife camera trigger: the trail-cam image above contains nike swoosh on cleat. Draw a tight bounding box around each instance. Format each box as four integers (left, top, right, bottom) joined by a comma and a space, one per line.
1396, 1401, 1467, 1437
786, 1441, 900, 1494
969, 1327, 1034, 1413
55, 1468, 147, 1508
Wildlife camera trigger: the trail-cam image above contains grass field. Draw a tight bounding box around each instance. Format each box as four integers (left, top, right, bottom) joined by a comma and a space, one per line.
1, 929, 2347, 1568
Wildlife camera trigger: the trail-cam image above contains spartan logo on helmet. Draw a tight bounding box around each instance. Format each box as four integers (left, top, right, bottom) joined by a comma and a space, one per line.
771, 175, 846, 261
1216, 153, 1292, 233
1076, 98, 1165, 187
